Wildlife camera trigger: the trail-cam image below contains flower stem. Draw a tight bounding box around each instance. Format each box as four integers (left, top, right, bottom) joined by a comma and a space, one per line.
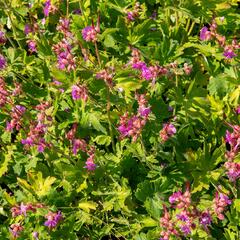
107, 87, 116, 152
94, 41, 101, 67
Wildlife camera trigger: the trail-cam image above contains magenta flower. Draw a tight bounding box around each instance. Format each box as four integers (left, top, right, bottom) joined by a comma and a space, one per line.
84, 147, 97, 171
72, 138, 87, 155
236, 106, 240, 114
82, 26, 97, 42
44, 211, 63, 229
71, 85, 88, 101
223, 47, 237, 59
24, 24, 33, 35
27, 40, 37, 53
160, 123, 176, 142
84, 159, 97, 171
0, 54, 7, 70
213, 192, 231, 220
127, 11, 135, 21
20, 202, 28, 216
176, 212, 189, 222
43, 0, 51, 16
43, 0, 56, 17
180, 224, 191, 235
200, 26, 212, 41
138, 106, 151, 117
169, 191, 182, 204
0, 31, 6, 44
56, 18, 72, 37
6, 105, 26, 131
141, 65, 153, 80
132, 61, 146, 70
199, 211, 212, 226
0, 77, 8, 107
224, 161, 240, 182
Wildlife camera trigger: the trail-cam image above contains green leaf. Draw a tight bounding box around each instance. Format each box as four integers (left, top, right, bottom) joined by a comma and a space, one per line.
93, 135, 111, 146
234, 199, 240, 212
89, 113, 107, 134
78, 201, 98, 213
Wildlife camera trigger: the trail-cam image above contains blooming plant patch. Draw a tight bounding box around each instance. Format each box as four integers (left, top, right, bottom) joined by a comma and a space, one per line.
0, 0, 240, 239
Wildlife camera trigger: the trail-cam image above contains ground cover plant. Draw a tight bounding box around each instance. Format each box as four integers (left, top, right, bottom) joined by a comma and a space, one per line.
0, 0, 240, 239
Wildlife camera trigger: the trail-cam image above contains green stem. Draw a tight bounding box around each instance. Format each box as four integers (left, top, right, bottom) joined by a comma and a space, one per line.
187, 21, 195, 36
94, 41, 101, 67
66, 0, 69, 17
185, 18, 190, 32
107, 87, 116, 152
4, 1, 23, 49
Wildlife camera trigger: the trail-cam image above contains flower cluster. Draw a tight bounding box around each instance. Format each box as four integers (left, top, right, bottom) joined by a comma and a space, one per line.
224, 124, 240, 181
160, 183, 231, 240
44, 211, 63, 229
56, 18, 73, 38
0, 31, 6, 45
71, 84, 88, 101
213, 192, 232, 220
43, 0, 57, 18
0, 77, 8, 107
52, 38, 76, 71
96, 68, 114, 87
9, 223, 24, 238
82, 25, 99, 42
84, 146, 97, 171
66, 124, 96, 170
27, 39, 37, 53
6, 105, 26, 131
118, 94, 151, 141
128, 48, 191, 84
11, 202, 44, 217
126, 2, 142, 22
159, 123, 176, 142
24, 20, 38, 53
0, 54, 7, 70
200, 18, 240, 59
21, 102, 52, 152
9, 202, 62, 238
24, 23, 38, 36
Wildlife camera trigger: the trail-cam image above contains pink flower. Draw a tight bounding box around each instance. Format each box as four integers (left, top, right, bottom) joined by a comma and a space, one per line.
199, 211, 212, 226
9, 223, 24, 238
56, 18, 72, 38
127, 11, 135, 21
0, 31, 6, 44
213, 192, 231, 220
224, 161, 240, 182
84, 147, 97, 171
200, 27, 212, 41
24, 24, 33, 35
169, 191, 182, 204
27, 39, 37, 53
141, 65, 153, 80
71, 85, 88, 101
223, 46, 237, 59
0, 77, 8, 107
43, 0, 57, 17
160, 123, 176, 142
0, 54, 7, 70
44, 211, 63, 229
82, 26, 98, 42
72, 138, 87, 155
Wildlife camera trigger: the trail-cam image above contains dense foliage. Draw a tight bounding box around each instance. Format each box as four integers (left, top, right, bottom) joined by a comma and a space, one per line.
0, 0, 240, 239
